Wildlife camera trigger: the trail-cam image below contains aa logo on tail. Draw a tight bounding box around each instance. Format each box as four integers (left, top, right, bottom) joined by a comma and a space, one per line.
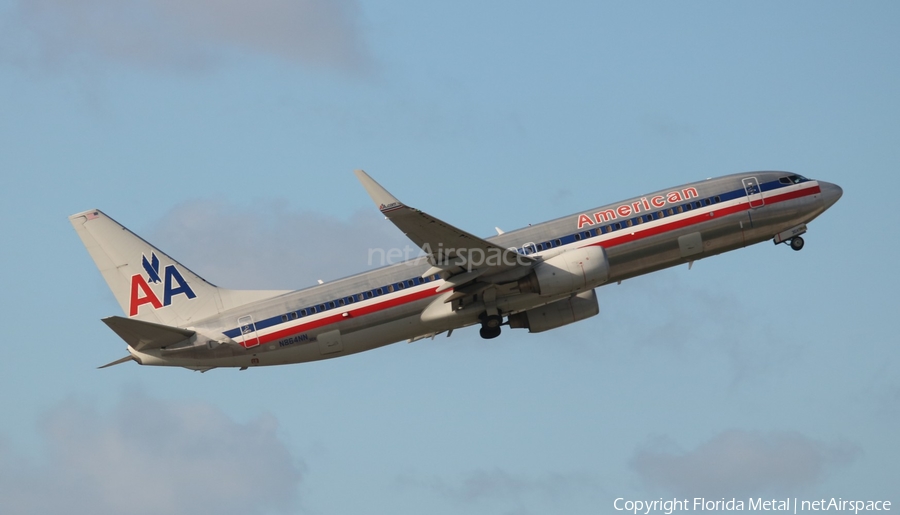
129, 252, 197, 316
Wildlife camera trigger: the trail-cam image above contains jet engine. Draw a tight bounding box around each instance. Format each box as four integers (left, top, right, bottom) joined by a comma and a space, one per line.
507, 289, 599, 333
517, 246, 609, 297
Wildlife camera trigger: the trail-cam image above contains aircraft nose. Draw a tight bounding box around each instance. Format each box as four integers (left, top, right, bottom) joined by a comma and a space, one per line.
820, 181, 843, 209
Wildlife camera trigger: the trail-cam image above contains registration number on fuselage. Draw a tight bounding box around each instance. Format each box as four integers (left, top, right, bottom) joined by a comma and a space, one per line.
278, 334, 310, 347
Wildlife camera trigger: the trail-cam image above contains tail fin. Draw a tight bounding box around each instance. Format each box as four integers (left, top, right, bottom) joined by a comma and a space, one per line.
69, 209, 288, 326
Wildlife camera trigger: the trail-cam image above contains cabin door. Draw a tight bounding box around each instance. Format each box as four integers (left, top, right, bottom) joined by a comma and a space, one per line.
742, 177, 764, 208
237, 315, 260, 348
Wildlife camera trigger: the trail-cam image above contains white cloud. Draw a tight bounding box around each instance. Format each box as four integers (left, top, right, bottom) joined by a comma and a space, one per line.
631, 429, 859, 498
1, 0, 369, 71
0, 393, 302, 515
147, 199, 415, 290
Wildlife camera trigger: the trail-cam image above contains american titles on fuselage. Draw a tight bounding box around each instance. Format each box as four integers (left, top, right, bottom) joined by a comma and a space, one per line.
576, 187, 700, 229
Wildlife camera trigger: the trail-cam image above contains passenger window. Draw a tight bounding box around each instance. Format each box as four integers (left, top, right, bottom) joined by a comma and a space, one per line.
281, 315, 288, 322
684, 203, 692, 211
714, 195, 721, 203
291, 312, 298, 319
635, 217, 643, 225
574, 233, 581, 241
704, 199, 711, 206
658, 211, 665, 218
309, 307, 317, 314
625, 219, 633, 228
676, 206, 683, 213
338, 299, 345, 306
555, 239, 561, 246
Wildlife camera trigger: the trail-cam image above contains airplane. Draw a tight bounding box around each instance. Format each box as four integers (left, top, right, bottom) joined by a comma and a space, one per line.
70, 170, 842, 371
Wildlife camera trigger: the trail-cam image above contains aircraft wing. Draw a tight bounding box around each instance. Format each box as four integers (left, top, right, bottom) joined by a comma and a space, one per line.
354, 170, 534, 288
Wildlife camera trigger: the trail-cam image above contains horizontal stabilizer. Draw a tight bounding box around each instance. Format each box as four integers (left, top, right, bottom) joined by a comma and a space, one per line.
98, 355, 136, 369
102, 316, 195, 351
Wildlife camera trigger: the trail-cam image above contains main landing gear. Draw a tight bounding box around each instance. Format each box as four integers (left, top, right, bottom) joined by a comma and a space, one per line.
789, 236, 805, 251
479, 313, 503, 339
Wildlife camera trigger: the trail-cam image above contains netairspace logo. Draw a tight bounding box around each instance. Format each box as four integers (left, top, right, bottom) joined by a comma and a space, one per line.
367, 243, 532, 270
614, 497, 892, 515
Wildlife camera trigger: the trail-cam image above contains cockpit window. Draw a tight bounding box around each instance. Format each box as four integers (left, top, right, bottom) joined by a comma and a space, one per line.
783, 174, 809, 184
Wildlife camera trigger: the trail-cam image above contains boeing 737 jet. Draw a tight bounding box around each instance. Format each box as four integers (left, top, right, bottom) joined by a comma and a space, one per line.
70, 170, 842, 371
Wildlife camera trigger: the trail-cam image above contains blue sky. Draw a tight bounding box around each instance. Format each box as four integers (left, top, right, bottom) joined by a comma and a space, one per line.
1, 1, 897, 514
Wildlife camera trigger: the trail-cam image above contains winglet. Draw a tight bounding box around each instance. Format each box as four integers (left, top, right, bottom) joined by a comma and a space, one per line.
354, 170, 406, 214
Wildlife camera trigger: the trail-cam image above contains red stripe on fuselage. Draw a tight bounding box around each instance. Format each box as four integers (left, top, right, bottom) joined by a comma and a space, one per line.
240, 286, 444, 348
587, 184, 821, 249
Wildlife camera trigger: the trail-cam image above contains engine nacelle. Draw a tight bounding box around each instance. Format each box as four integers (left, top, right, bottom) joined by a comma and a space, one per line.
518, 246, 609, 297
508, 289, 599, 333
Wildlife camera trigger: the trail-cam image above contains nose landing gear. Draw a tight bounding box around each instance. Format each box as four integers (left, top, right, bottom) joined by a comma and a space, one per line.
773, 224, 808, 251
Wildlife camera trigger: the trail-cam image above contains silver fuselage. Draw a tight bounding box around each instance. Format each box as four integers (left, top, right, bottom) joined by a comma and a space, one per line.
132, 171, 842, 369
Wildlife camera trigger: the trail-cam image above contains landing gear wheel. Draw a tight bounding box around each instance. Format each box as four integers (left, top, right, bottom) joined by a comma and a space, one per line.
479, 313, 503, 339
480, 326, 502, 339
790, 236, 805, 251
482, 314, 502, 329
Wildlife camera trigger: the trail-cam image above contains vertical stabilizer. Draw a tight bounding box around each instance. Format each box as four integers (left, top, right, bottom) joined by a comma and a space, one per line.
69, 209, 288, 326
